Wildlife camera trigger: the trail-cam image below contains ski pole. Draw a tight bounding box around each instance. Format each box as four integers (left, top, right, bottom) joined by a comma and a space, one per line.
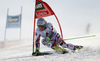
64, 35, 96, 40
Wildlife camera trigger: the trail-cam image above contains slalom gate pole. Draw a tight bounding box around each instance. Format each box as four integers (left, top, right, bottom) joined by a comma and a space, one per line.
64, 35, 96, 40
54, 14, 64, 52
33, 18, 36, 53
54, 14, 63, 39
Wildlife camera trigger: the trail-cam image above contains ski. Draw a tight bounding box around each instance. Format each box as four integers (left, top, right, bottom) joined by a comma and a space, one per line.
32, 52, 53, 56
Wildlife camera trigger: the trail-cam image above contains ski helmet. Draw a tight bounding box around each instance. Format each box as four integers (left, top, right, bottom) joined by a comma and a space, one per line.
37, 18, 47, 28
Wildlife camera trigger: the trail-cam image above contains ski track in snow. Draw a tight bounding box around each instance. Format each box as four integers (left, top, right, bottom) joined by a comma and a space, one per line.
0, 46, 100, 61
0, 34, 100, 61
0, 48, 100, 61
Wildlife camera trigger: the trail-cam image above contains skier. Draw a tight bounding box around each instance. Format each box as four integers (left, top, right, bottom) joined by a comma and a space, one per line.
33, 18, 83, 55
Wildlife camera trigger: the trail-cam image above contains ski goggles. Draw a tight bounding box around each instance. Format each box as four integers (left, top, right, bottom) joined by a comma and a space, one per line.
38, 25, 45, 28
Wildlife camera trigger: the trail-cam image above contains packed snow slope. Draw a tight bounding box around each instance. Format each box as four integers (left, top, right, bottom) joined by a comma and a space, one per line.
0, 34, 100, 61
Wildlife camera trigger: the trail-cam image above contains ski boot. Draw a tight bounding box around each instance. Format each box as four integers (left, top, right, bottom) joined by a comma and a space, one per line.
73, 45, 83, 51
54, 46, 68, 54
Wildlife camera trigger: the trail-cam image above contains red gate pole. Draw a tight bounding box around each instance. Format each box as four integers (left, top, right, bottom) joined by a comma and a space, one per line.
33, 18, 36, 53
54, 14, 63, 39
33, 0, 37, 53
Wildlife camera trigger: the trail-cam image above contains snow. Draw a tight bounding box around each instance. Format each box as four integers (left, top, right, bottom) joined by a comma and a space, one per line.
0, 34, 100, 61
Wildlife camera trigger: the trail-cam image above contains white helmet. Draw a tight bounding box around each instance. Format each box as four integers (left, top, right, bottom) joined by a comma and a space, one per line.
37, 18, 47, 28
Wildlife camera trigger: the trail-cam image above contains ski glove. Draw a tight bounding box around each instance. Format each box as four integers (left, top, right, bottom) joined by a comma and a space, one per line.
43, 37, 50, 45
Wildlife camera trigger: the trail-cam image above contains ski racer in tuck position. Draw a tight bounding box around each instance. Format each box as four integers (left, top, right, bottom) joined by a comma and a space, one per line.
33, 18, 83, 55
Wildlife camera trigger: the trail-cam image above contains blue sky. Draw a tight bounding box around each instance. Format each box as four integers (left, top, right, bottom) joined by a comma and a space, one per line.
0, 0, 100, 41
